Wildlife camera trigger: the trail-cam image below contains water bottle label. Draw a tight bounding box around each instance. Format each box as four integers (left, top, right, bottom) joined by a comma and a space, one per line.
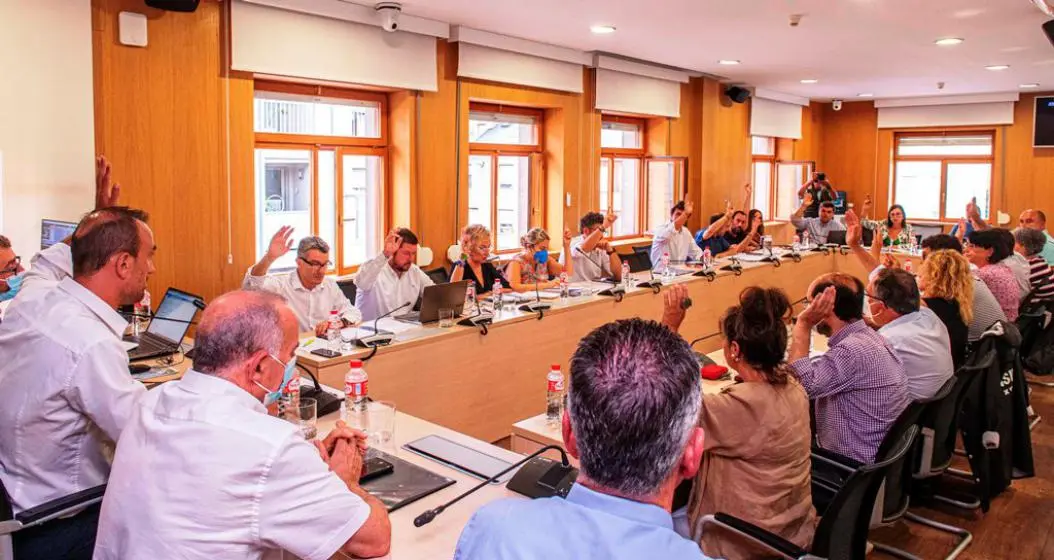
345, 380, 368, 398
548, 377, 563, 392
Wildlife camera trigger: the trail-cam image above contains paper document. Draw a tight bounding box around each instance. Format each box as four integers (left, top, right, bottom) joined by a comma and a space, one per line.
120, 340, 139, 352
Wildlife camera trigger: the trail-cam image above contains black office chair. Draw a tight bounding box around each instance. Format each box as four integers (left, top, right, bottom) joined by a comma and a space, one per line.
424, 267, 449, 285
695, 425, 918, 560
0, 478, 106, 560
336, 279, 356, 304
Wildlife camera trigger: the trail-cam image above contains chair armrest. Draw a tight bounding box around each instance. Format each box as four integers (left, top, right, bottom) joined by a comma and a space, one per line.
811, 446, 862, 474
15, 485, 106, 528
696, 513, 806, 560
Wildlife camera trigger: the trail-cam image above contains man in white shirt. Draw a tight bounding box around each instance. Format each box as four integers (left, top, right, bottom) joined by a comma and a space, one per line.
0, 208, 153, 559
94, 290, 391, 559
650, 200, 703, 272
0, 235, 23, 320
867, 267, 955, 400
355, 227, 434, 321
244, 228, 362, 335
563, 212, 623, 283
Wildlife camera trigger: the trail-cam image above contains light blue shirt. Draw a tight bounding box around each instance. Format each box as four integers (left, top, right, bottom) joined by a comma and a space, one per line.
454, 484, 710, 560
1042, 231, 1054, 267
790, 214, 846, 245
878, 307, 955, 400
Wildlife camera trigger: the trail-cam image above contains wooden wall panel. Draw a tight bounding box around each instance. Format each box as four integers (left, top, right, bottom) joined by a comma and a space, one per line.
795, 102, 825, 164
1003, 92, 1054, 218
819, 101, 878, 209
698, 78, 751, 230
413, 40, 459, 259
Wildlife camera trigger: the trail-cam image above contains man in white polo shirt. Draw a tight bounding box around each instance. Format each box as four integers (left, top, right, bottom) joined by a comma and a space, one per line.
650, 200, 703, 272
94, 290, 391, 559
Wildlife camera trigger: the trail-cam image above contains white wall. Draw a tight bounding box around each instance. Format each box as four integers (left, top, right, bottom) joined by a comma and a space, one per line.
0, 1, 95, 259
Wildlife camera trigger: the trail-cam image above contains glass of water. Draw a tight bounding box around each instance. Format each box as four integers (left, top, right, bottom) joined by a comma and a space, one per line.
346, 400, 397, 455
295, 397, 318, 440
438, 308, 455, 328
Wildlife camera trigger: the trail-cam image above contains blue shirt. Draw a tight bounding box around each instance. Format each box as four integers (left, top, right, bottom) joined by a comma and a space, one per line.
1042, 231, 1054, 267
695, 227, 731, 256
454, 484, 709, 560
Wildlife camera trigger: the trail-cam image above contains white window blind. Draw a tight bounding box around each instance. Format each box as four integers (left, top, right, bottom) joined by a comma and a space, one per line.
877, 102, 1015, 128
457, 43, 583, 93
595, 69, 681, 118
750, 97, 803, 140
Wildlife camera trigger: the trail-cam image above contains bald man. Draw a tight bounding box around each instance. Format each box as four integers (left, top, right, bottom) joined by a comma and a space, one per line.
95, 290, 391, 559
1019, 209, 1054, 266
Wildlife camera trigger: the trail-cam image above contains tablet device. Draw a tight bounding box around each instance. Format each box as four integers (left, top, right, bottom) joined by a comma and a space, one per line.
403, 434, 516, 483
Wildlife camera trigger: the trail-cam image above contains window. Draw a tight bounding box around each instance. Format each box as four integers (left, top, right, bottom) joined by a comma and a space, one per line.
253, 83, 387, 274
468, 104, 542, 252
600, 117, 645, 237
751, 136, 776, 217
892, 133, 993, 222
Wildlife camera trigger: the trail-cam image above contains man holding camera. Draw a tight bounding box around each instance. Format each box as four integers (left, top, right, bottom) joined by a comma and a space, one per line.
798, 172, 836, 218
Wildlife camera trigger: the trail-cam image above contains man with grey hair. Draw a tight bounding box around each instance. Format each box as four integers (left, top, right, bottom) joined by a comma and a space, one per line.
1014, 227, 1054, 301
455, 318, 711, 559
245, 226, 362, 335
94, 290, 391, 559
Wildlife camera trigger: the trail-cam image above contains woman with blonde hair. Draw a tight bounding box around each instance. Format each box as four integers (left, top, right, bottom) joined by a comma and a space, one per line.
451, 224, 510, 295
505, 227, 573, 293
918, 249, 972, 369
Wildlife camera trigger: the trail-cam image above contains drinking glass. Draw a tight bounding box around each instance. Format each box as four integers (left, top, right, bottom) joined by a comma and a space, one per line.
294, 397, 318, 440
438, 308, 454, 328
345, 400, 397, 455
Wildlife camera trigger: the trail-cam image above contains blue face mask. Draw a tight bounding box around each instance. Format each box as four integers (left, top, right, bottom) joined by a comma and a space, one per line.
256, 354, 297, 407
0, 274, 24, 302
533, 249, 549, 265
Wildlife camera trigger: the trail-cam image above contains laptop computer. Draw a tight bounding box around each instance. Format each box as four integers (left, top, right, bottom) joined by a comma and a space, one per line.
40, 219, 76, 250
395, 281, 470, 324
126, 288, 203, 361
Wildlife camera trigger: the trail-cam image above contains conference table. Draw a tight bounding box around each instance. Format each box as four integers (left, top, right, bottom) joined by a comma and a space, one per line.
295, 248, 923, 445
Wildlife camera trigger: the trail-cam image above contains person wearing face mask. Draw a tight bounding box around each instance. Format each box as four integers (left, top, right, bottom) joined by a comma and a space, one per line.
93, 290, 391, 559
0, 208, 153, 559
354, 227, 434, 322
561, 212, 622, 283
506, 227, 574, 293
451, 224, 511, 293
0, 235, 25, 320
787, 273, 909, 463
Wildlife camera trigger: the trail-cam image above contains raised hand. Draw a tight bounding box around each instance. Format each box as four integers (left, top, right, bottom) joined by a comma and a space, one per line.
882, 253, 902, 270
798, 286, 836, 328
744, 183, 753, 199
803, 192, 815, 207
661, 284, 690, 333
95, 155, 122, 209
724, 199, 735, 216
684, 200, 694, 217
603, 213, 618, 229
383, 229, 402, 258
563, 229, 573, 245
267, 226, 294, 261
845, 210, 862, 247
955, 218, 967, 242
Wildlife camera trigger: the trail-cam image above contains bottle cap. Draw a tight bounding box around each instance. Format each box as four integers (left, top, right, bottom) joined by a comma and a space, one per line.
551, 364, 560, 370
350, 359, 364, 368
330, 309, 338, 314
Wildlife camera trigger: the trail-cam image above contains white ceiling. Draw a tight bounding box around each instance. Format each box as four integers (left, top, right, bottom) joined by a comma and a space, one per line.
391, 0, 1053, 100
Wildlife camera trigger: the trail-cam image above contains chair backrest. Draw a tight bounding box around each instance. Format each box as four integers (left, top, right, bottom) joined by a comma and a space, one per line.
875, 395, 929, 522
336, 279, 356, 304
424, 267, 449, 285
918, 347, 996, 474
1016, 298, 1049, 358
811, 425, 919, 559
631, 244, 650, 256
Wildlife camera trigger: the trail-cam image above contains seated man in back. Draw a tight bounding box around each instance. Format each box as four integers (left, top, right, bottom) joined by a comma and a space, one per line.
790, 195, 845, 246
1014, 227, 1054, 302
867, 268, 955, 400
455, 318, 711, 560
244, 229, 362, 336
355, 228, 433, 322
1018, 208, 1054, 266
788, 273, 909, 463
651, 200, 703, 272
695, 205, 757, 257
563, 211, 623, 283
94, 290, 390, 559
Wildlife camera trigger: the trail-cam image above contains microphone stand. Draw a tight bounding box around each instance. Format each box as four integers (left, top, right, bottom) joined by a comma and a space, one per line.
690, 256, 717, 282
719, 255, 744, 276
356, 301, 412, 348
518, 258, 551, 320
414, 444, 574, 528
576, 247, 625, 302
782, 243, 803, 263
636, 263, 663, 294
457, 290, 493, 335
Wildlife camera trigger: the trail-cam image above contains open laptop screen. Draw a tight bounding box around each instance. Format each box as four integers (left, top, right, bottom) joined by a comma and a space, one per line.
147, 289, 200, 345
41, 219, 76, 250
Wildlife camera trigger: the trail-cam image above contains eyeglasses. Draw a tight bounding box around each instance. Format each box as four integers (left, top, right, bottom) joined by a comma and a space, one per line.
0, 256, 21, 276
298, 257, 331, 270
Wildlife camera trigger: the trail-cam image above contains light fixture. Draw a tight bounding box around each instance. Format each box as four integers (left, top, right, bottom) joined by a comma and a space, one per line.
1020, 83, 1040, 88
800, 79, 818, 84
985, 64, 1010, 71
935, 37, 964, 46
590, 24, 616, 34
857, 93, 874, 98
718, 60, 741, 65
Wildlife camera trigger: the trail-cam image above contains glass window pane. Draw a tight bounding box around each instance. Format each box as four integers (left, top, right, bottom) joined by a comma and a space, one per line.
945, 163, 992, 220
752, 161, 772, 217
894, 161, 942, 221
255, 148, 312, 270
599, 158, 611, 215
318, 150, 337, 272
496, 156, 530, 251
751, 136, 775, 156
600, 121, 642, 149
468, 155, 493, 234
341, 154, 383, 267
468, 111, 538, 145
612, 158, 640, 236
646, 161, 676, 234
896, 135, 992, 156
254, 91, 381, 138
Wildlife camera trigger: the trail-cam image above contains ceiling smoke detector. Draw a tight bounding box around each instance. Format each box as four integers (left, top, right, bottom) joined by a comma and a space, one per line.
789, 14, 803, 27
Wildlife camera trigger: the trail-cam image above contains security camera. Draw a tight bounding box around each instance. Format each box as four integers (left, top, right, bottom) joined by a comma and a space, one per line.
832, 99, 843, 111
375, 2, 401, 33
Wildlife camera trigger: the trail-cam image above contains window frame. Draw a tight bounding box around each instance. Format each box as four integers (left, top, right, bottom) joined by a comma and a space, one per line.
891, 130, 995, 223
751, 136, 777, 219
468, 103, 545, 253
253, 81, 390, 276
600, 116, 647, 239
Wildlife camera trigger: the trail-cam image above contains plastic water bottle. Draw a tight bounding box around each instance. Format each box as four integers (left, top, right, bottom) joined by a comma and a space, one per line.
661, 252, 673, 284
559, 273, 570, 302
344, 359, 369, 415
904, 259, 913, 274
327, 310, 342, 354
133, 290, 151, 336
792, 235, 801, 253
492, 280, 503, 311
621, 260, 631, 289
279, 367, 301, 423
546, 364, 564, 426
702, 247, 712, 270
802, 231, 811, 249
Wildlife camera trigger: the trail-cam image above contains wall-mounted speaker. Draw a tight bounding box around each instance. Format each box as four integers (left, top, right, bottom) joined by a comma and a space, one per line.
145, 0, 200, 12
725, 86, 751, 104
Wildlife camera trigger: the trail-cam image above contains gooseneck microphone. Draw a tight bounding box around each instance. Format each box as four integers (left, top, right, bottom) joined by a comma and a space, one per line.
414, 444, 574, 528
123, 313, 199, 326
356, 301, 412, 347
576, 247, 625, 302
518, 254, 552, 318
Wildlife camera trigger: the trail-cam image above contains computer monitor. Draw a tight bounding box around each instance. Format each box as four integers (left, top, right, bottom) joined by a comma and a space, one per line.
147, 288, 203, 345
40, 219, 76, 250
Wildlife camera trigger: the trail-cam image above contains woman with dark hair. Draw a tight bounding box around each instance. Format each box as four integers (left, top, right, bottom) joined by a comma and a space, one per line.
967, 228, 1021, 321
747, 209, 765, 241
862, 199, 915, 248
686, 286, 816, 559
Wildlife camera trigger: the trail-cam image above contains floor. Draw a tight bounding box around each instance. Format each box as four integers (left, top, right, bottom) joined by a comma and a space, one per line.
870, 378, 1054, 560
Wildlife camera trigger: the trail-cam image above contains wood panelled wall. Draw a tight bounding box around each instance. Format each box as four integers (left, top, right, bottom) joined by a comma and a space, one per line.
91, 2, 782, 301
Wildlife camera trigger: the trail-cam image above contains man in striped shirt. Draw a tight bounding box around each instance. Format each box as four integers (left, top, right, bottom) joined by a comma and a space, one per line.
1015, 228, 1054, 302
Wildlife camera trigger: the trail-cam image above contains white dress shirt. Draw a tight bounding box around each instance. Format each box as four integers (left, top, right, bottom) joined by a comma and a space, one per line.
5, 242, 73, 313
353, 253, 434, 322
563, 236, 612, 282
650, 222, 703, 272
0, 277, 144, 513
94, 369, 369, 560
243, 269, 362, 332
879, 307, 955, 400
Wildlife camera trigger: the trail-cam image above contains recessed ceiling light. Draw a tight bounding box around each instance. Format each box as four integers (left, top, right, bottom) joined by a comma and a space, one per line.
800, 79, 818, 84
1020, 83, 1040, 88
935, 37, 964, 46
590, 25, 616, 34
858, 93, 874, 98
718, 60, 741, 65
985, 65, 1010, 71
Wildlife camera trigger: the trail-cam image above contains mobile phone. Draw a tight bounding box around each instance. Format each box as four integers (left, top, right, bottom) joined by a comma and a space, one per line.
359, 456, 395, 482
310, 348, 341, 358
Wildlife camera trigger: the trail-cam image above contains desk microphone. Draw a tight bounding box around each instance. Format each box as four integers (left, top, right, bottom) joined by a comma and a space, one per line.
458, 287, 493, 333
357, 302, 412, 347
413, 444, 577, 528
123, 312, 199, 326
719, 255, 744, 276
636, 260, 663, 294
519, 254, 552, 317
576, 247, 625, 302
689, 331, 722, 347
